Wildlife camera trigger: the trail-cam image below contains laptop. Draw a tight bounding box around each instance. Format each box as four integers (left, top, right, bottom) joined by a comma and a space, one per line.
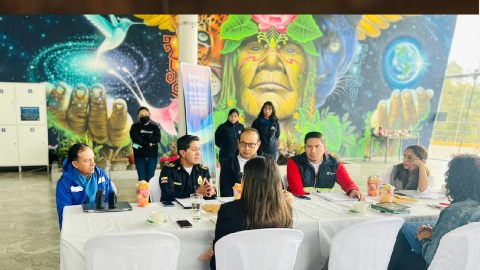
82, 201, 133, 213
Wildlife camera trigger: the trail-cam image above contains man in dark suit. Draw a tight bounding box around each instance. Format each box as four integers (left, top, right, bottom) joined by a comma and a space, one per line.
219, 128, 262, 197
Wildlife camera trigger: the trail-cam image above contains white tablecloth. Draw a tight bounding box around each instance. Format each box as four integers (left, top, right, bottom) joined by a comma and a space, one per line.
60, 196, 445, 269
292, 195, 444, 266
60, 201, 320, 270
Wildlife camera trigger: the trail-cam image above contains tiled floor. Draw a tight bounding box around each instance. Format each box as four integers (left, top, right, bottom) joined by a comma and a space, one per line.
0, 158, 450, 270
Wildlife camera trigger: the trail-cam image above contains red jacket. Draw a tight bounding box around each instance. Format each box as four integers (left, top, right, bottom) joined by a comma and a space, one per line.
287, 153, 359, 196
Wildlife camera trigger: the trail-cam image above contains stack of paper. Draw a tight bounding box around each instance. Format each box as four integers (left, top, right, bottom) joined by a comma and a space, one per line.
217, 197, 235, 203
314, 192, 358, 202
397, 190, 447, 200
210, 217, 218, 225
175, 198, 194, 209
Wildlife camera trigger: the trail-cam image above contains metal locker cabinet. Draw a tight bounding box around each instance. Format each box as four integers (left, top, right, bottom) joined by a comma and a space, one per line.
15, 83, 47, 125
17, 125, 48, 167
0, 83, 17, 125
0, 126, 19, 166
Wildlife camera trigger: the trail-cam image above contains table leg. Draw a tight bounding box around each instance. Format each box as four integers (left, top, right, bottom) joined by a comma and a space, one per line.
385, 137, 389, 163
399, 139, 403, 160
370, 136, 374, 163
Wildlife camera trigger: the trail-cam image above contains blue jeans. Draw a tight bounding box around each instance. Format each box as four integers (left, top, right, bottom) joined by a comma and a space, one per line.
134, 157, 158, 182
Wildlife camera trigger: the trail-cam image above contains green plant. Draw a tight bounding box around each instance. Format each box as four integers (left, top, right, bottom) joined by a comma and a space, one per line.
293, 100, 360, 155
57, 135, 104, 162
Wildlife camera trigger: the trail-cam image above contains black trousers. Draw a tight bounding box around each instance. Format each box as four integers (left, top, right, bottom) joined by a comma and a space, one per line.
388, 231, 428, 270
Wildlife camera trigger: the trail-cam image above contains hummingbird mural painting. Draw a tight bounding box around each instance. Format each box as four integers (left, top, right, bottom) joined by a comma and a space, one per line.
85, 15, 144, 59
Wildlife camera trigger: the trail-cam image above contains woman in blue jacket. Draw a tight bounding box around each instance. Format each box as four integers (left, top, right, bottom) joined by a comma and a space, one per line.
388, 154, 480, 270
251, 101, 280, 161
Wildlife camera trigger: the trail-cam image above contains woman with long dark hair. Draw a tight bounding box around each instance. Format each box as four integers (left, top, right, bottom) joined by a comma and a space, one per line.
251, 101, 281, 161
381, 145, 434, 193
215, 108, 245, 166
209, 156, 293, 269
388, 154, 480, 270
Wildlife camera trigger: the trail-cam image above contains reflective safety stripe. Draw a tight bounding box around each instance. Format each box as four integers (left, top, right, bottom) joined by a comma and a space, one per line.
71, 186, 83, 192
303, 187, 314, 194
304, 187, 333, 193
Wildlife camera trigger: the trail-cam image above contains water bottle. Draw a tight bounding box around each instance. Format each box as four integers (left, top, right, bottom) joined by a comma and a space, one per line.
108, 189, 117, 208
95, 189, 105, 209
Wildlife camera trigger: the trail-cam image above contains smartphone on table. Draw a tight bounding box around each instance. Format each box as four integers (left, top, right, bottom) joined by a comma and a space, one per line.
293, 194, 311, 200
176, 220, 193, 228
161, 201, 175, 207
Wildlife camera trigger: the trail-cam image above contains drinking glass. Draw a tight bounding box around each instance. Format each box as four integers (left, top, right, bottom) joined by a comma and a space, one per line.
190, 193, 203, 220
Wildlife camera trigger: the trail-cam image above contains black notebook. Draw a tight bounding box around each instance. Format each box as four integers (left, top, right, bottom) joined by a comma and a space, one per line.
82, 201, 133, 213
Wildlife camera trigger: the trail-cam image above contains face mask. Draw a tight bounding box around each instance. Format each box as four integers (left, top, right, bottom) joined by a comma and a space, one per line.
139, 116, 150, 124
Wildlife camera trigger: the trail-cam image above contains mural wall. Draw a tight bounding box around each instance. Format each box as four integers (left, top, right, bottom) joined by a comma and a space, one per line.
0, 15, 457, 162
0, 15, 178, 163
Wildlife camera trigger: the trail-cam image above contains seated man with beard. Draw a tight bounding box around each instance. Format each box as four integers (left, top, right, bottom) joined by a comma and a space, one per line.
287, 131, 365, 200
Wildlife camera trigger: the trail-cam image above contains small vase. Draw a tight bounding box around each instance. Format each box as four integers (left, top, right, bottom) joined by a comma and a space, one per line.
160, 163, 164, 170
127, 155, 135, 165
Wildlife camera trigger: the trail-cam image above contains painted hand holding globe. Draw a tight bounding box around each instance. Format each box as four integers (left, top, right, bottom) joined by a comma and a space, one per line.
46, 82, 132, 148
370, 87, 434, 132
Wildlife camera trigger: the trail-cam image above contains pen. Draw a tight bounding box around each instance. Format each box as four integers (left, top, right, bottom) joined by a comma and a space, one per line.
427, 204, 444, 209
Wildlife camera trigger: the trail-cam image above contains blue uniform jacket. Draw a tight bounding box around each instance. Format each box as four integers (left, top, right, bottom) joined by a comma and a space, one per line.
55, 158, 113, 230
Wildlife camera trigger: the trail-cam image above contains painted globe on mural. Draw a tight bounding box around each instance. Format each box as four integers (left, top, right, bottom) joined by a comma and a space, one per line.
386, 42, 421, 83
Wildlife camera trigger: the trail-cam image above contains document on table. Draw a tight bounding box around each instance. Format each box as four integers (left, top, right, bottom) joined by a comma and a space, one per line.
314, 192, 358, 202
175, 198, 195, 208
397, 190, 447, 200
217, 197, 235, 203
211, 217, 218, 225
175, 198, 222, 208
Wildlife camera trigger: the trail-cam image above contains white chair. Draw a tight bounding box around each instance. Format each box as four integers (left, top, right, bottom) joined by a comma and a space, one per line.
215, 228, 304, 270
328, 217, 404, 270
282, 175, 289, 190
84, 231, 180, 270
428, 222, 480, 270
110, 181, 117, 193
149, 175, 161, 202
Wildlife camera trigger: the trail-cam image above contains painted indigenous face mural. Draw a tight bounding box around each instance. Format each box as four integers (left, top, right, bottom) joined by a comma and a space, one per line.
0, 15, 457, 160
206, 15, 456, 158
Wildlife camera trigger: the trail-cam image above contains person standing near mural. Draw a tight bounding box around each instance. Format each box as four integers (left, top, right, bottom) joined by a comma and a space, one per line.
129, 107, 160, 182
215, 108, 245, 166
251, 101, 281, 161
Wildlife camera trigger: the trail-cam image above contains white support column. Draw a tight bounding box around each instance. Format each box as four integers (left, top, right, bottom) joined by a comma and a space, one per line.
177, 14, 198, 137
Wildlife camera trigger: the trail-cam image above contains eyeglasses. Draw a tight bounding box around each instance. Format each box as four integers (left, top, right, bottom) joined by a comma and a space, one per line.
239, 142, 257, 148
